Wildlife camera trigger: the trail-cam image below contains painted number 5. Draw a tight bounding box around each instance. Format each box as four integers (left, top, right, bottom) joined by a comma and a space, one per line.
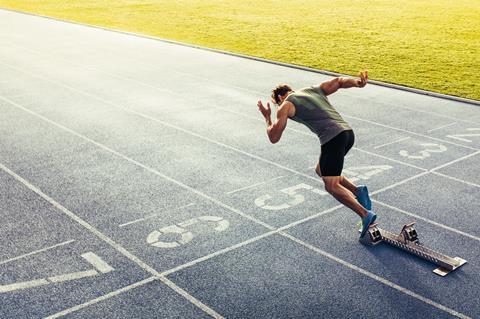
399, 143, 447, 160
254, 183, 326, 211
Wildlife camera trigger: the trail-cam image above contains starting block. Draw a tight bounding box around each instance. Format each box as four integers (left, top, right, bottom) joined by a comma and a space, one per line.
360, 222, 467, 276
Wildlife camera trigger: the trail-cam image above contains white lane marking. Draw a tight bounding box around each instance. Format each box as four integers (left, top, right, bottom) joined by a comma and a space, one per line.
375, 172, 430, 196
372, 200, 480, 242
0, 35, 476, 319
430, 150, 480, 172
147, 225, 194, 248
48, 270, 99, 283
161, 231, 277, 276
281, 232, 471, 319
2, 95, 475, 242
446, 128, 480, 143
0, 62, 451, 179
344, 114, 478, 151
0, 162, 223, 319
352, 146, 426, 171
427, 122, 457, 133
0, 252, 114, 292
2, 58, 429, 174
2, 49, 479, 175
0, 278, 49, 293
431, 171, 480, 189
373, 137, 411, 149
225, 175, 287, 195
7, 38, 478, 131
343, 165, 393, 183
0, 239, 75, 266
277, 205, 344, 232
161, 171, 438, 278
0, 83, 476, 316
45, 277, 156, 319
118, 203, 195, 228
82, 252, 115, 273
399, 143, 448, 160
0, 95, 274, 232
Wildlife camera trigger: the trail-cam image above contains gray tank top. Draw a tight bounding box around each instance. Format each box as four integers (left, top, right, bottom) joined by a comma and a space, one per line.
286, 86, 351, 145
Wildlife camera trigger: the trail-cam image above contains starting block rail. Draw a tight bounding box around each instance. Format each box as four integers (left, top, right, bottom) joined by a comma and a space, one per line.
360, 222, 467, 276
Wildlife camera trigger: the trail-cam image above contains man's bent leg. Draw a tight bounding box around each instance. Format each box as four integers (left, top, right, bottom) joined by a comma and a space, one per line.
322, 176, 368, 218
340, 176, 372, 210
340, 176, 357, 194
316, 163, 358, 195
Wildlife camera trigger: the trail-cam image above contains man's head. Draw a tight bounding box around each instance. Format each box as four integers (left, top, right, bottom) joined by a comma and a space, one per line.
271, 84, 293, 105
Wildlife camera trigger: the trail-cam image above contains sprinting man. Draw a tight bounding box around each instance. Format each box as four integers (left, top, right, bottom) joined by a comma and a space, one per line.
257, 71, 376, 237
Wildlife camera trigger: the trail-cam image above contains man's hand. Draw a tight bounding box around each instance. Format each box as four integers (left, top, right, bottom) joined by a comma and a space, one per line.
356, 70, 368, 88
257, 100, 271, 120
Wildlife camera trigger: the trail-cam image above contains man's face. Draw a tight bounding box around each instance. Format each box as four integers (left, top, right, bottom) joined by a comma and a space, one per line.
278, 92, 290, 104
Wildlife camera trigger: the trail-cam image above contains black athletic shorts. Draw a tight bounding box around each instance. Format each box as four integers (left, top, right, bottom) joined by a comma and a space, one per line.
319, 130, 355, 176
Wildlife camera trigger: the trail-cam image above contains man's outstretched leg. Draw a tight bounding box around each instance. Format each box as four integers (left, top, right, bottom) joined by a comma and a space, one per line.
321, 175, 376, 237
316, 163, 372, 211
340, 176, 372, 211
322, 176, 368, 218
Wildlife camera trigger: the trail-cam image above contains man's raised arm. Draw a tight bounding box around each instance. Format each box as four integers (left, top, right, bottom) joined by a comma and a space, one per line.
319, 70, 369, 96
257, 100, 292, 144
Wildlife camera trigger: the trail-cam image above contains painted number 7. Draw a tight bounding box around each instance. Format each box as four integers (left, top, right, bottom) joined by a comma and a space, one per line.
254, 183, 327, 211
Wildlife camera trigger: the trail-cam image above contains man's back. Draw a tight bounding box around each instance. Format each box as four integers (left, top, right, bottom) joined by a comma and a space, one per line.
286, 86, 351, 145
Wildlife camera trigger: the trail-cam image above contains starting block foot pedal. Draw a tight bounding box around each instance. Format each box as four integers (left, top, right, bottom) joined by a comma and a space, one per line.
433, 257, 467, 277
359, 223, 382, 246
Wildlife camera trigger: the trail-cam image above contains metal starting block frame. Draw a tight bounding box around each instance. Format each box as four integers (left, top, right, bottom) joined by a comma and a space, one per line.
360, 222, 467, 276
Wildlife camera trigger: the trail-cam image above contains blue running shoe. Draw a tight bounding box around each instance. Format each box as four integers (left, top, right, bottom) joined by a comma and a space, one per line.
356, 185, 372, 211
360, 211, 377, 238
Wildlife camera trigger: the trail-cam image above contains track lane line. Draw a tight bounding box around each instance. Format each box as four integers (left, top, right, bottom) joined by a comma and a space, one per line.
281, 232, 472, 319
0, 239, 75, 266
1, 97, 475, 318
0, 162, 223, 319
0, 94, 475, 243
45, 277, 156, 318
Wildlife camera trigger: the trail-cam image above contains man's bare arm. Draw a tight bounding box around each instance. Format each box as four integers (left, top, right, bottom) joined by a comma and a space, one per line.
320, 70, 368, 96
257, 100, 293, 144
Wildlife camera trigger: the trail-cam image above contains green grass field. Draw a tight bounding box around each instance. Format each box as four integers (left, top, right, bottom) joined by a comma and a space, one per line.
1, 0, 479, 100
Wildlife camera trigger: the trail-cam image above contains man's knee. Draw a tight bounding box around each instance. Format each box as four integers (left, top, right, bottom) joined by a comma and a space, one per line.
323, 177, 341, 194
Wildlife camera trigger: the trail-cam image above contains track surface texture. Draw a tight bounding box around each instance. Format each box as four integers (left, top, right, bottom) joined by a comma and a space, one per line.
1, 9, 479, 319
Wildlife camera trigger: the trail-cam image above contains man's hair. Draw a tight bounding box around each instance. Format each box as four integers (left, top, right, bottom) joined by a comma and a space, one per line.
271, 84, 292, 105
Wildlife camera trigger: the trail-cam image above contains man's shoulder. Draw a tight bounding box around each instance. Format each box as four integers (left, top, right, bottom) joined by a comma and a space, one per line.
279, 100, 296, 118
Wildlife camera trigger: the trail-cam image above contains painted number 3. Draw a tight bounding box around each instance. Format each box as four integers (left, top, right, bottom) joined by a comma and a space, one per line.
399, 143, 447, 160
254, 183, 327, 210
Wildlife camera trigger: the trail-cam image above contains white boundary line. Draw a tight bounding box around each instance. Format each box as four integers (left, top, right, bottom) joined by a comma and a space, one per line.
427, 122, 457, 133
119, 203, 195, 228
1, 96, 476, 318
0, 25, 476, 318
373, 137, 411, 149
372, 200, 480, 242
1, 92, 476, 239
45, 277, 156, 318
224, 175, 288, 195
0, 162, 223, 319
344, 114, 478, 151
1, 6, 479, 108
0, 239, 75, 266
430, 150, 480, 172
0, 60, 463, 173
0, 57, 479, 154
0, 95, 274, 231
0, 60, 461, 173
281, 232, 471, 319
161, 231, 278, 277
431, 171, 480, 189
